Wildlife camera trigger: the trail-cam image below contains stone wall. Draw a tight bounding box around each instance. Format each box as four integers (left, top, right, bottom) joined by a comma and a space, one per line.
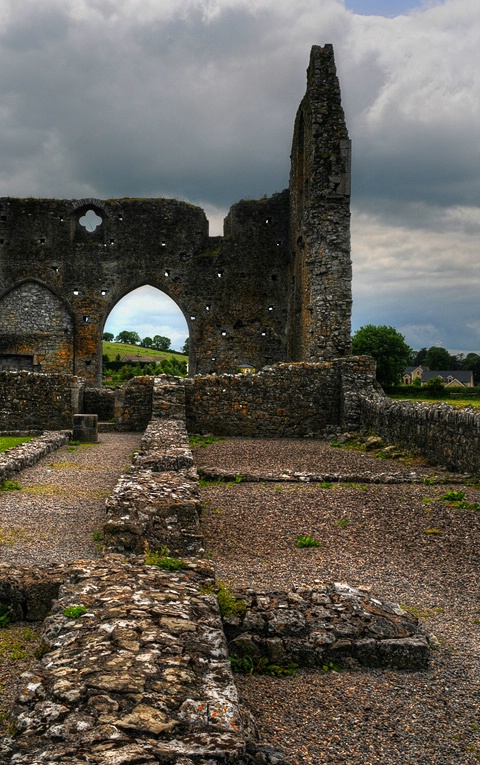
356, 392, 480, 474
186, 362, 342, 437
0, 371, 83, 431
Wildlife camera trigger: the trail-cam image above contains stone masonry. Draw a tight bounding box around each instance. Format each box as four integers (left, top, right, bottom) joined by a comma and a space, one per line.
0, 45, 351, 383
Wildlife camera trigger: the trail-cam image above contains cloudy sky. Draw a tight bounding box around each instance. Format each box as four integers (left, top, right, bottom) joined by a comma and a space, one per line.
0, 0, 478, 353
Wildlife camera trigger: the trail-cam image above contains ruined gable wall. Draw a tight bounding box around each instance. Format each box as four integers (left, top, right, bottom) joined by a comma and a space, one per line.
0, 193, 290, 383
288, 44, 352, 361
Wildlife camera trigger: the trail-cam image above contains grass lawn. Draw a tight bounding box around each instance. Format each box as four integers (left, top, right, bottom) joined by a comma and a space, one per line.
0, 436, 34, 453
102, 342, 187, 363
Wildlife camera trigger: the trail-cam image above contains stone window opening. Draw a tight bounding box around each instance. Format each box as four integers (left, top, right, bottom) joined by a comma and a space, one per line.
161, 241, 166, 247
79, 209, 103, 232
268, 305, 274, 311
100, 289, 107, 296
271, 274, 278, 282
73, 288, 80, 296
109, 239, 115, 245
118, 214, 123, 221
0, 240, 4, 245
190, 315, 196, 321
38, 238, 46, 245
265, 218, 271, 224
51, 266, 59, 273
276, 241, 281, 247
83, 315, 90, 323
217, 271, 223, 278
164, 270, 170, 277
205, 305, 211, 311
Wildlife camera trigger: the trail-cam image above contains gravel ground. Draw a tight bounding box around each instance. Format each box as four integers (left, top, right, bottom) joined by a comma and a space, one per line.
0, 432, 141, 731
0, 432, 140, 566
194, 437, 480, 765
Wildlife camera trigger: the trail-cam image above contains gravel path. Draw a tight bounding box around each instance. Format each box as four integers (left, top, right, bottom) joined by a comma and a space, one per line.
0, 432, 140, 567
194, 437, 480, 765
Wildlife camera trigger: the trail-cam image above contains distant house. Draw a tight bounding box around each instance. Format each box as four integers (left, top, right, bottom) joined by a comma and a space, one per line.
403, 365, 474, 388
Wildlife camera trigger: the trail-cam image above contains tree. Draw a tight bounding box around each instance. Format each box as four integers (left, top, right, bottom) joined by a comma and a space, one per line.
114, 330, 141, 345
182, 337, 190, 355
463, 353, 480, 385
424, 346, 454, 370
102, 331, 114, 342
412, 347, 427, 366
151, 335, 171, 351
351, 324, 411, 387
140, 337, 153, 348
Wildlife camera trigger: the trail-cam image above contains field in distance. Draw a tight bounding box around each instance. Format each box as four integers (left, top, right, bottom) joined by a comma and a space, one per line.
102, 342, 187, 363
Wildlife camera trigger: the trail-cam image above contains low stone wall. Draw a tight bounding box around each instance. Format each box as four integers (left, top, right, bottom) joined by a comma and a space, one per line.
0, 431, 70, 483
224, 582, 429, 671
186, 362, 340, 436
103, 419, 204, 557
357, 393, 480, 474
0, 371, 83, 431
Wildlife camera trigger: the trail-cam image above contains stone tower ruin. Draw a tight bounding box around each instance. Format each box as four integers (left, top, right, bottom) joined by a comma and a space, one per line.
0, 44, 351, 383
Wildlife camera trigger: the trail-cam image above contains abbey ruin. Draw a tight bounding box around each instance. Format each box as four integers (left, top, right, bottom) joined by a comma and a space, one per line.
0, 45, 351, 382
0, 44, 479, 765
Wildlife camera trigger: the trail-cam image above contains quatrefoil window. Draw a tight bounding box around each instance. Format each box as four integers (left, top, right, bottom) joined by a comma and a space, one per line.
79, 209, 103, 232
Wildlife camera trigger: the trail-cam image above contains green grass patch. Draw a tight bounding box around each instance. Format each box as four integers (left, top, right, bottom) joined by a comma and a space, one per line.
199, 474, 242, 487
189, 434, 224, 448
0, 479, 21, 491
295, 534, 320, 548
335, 516, 350, 528
0, 436, 34, 453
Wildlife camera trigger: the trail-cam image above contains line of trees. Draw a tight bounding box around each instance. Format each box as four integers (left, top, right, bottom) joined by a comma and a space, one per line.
351, 325, 480, 387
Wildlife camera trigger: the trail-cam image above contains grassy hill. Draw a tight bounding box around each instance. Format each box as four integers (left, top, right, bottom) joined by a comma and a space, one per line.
102, 342, 187, 363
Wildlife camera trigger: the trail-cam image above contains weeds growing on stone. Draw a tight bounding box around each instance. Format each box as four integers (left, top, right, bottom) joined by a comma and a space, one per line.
213, 581, 247, 616
144, 545, 188, 571
63, 605, 88, 619
295, 534, 320, 548
335, 516, 350, 528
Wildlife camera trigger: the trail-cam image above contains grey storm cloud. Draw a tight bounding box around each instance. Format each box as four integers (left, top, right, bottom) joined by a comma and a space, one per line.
0, 0, 479, 351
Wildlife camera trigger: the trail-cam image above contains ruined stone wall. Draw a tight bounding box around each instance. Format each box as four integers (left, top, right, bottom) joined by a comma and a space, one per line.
186, 362, 342, 437
356, 393, 480, 474
0, 371, 83, 431
289, 44, 352, 361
